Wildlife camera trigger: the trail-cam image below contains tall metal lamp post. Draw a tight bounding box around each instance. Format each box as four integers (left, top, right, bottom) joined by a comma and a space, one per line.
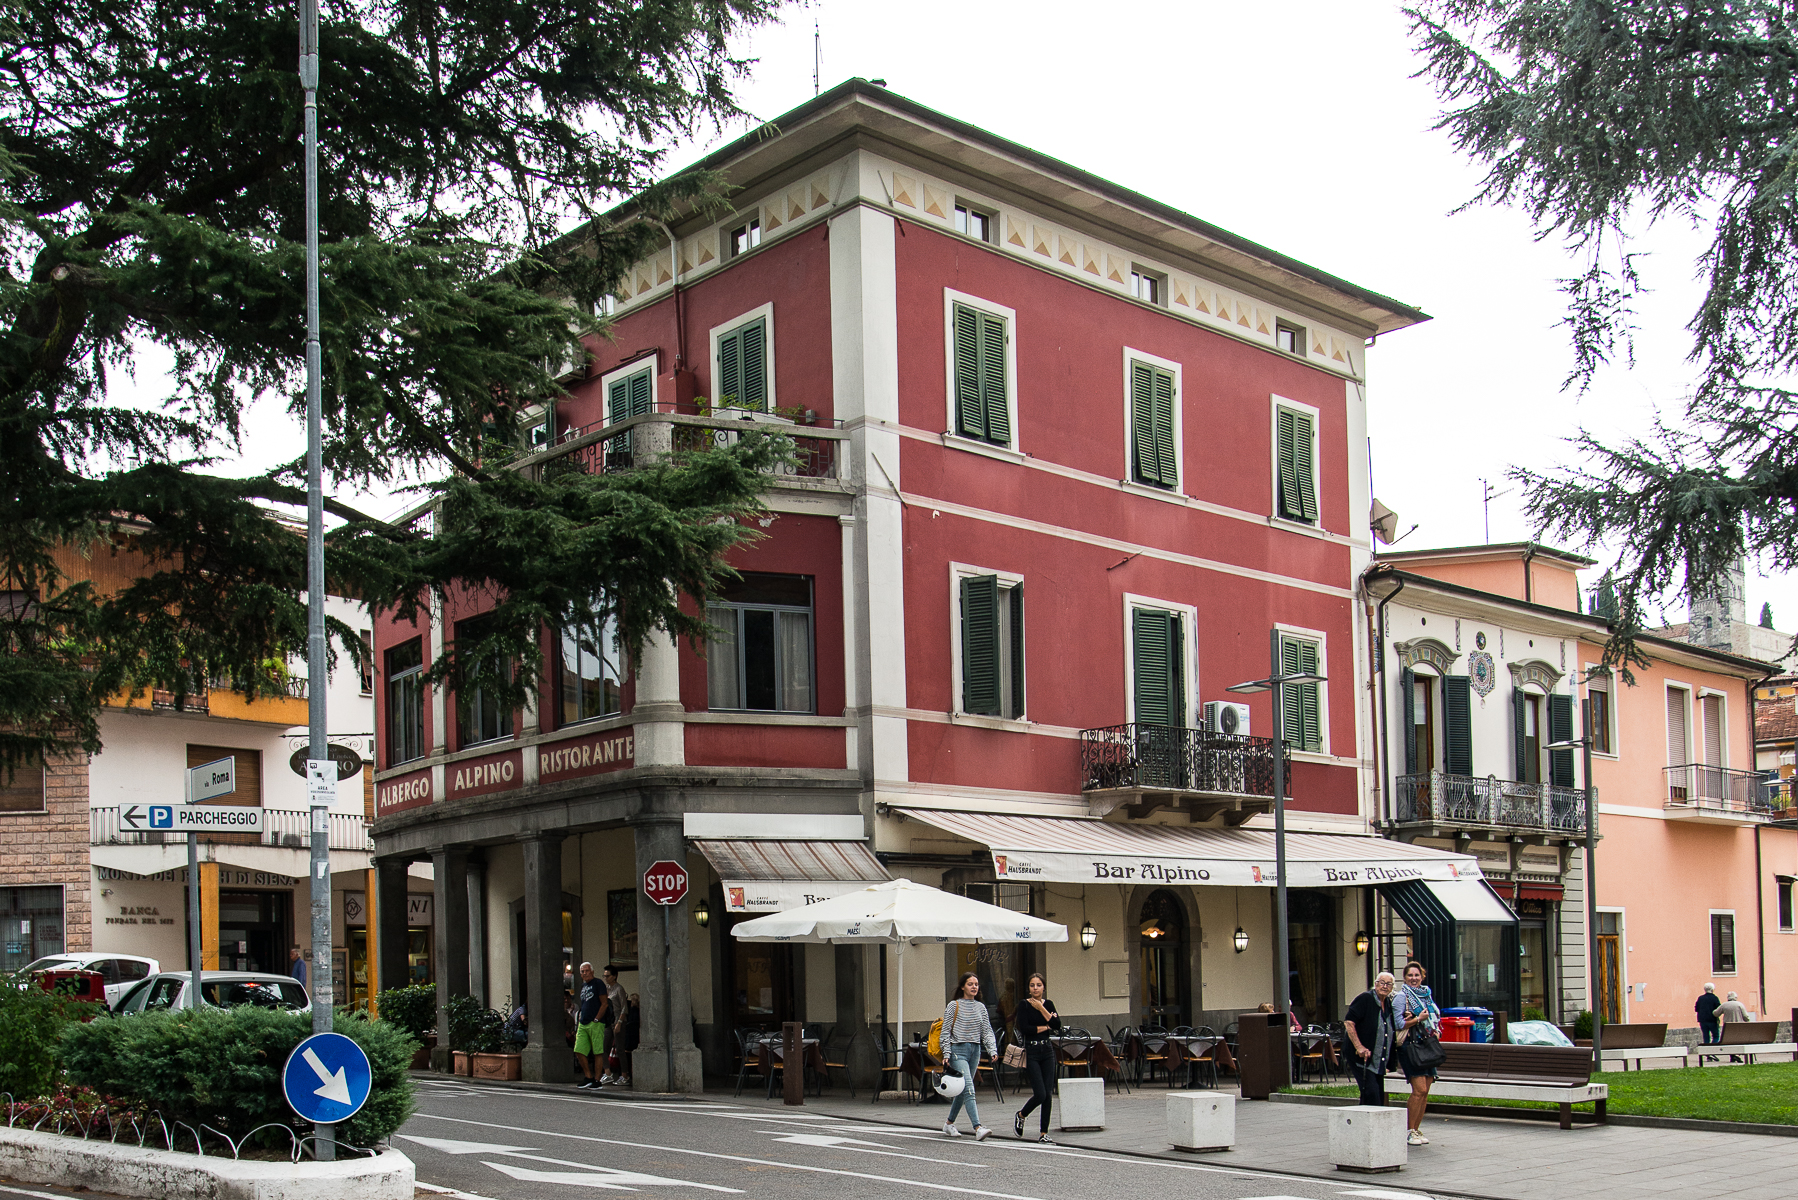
1549, 693, 1601, 1076
1228, 630, 1326, 1023
298, 0, 335, 1161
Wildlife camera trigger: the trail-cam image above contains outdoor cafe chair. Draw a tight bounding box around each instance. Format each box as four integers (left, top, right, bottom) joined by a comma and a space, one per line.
872, 1027, 920, 1105
818, 1025, 855, 1098
732, 1028, 759, 1097
1131, 1030, 1172, 1087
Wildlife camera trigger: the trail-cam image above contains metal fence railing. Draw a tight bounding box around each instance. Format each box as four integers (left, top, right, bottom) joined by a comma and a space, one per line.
1079, 724, 1283, 796
1394, 771, 1587, 834
1663, 763, 1776, 816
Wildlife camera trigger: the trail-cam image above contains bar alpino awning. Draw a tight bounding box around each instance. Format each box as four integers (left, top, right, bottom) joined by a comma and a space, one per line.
897, 809, 1486, 889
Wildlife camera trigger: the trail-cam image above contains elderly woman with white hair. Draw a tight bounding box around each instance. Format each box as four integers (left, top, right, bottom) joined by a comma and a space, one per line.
1695, 982, 1722, 1047
1343, 972, 1398, 1109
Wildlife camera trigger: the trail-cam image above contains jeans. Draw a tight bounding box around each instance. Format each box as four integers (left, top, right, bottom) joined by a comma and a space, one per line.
1351, 1061, 1386, 1108
1018, 1043, 1055, 1132
945, 1042, 983, 1128
1700, 1019, 1721, 1045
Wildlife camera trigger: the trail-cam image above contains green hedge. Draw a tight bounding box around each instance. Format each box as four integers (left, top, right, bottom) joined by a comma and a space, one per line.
374, 983, 436, 1041
0, 974, 100, 1100
59, 1007, 416, 1149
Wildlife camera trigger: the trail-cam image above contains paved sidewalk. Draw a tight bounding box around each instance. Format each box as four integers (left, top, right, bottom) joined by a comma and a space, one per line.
724, 1082, 1798, 1200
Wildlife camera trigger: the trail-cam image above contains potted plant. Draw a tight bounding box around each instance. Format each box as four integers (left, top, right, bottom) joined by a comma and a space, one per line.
447, 993, 502, 1076
375, 982, 439, 1070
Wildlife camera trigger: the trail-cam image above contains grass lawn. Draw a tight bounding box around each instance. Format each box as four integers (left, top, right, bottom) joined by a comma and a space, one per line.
1284, 1059, 1798, 1125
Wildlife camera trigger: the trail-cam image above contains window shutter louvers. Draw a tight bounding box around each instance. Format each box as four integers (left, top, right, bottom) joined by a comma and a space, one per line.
1007, 585, 1025, 719
1443, 675, 1473, 777
979, 311, 1009, 445
953, 304, 985, 440
718, 328, 741, 407
1132, 609, 1175, 727
739, 319, 767, 410
1276, 409, 1301, 519
1130, 361, 1158, 484
1401, 666, 1418, 774
961, 575, 1001, 716
1667, 690, 1689, 765
1293, 411, 1318, 520
1152, 368, 1177, 486
1513, 689, 1529, 780
1277, 635, 1320, 752
1548, 693, 1575, 787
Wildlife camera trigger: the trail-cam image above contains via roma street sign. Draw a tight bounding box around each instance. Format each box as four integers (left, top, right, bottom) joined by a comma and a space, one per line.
123, 805, 264, 834
642, 860, 689, 906
283, 1032, 372, 1125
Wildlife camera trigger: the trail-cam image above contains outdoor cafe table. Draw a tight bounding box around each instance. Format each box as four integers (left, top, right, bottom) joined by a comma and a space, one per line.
754, 1036, 826, 1098
1163, 1034, 1224, 1088
1289, 1030, 1333, 1080
1047, 1035, 1124, 1087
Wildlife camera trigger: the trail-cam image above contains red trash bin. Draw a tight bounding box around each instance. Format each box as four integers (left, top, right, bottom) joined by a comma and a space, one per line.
1439, 1016, 1474, 1043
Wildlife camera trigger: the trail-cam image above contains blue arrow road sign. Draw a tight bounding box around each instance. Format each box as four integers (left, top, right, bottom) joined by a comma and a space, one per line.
147, 805, 173, 829
283, 1032, 372, 1124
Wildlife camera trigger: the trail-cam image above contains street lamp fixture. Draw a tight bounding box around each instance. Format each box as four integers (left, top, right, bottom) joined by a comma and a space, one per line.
1080, 921, 1097, 950
1354, 929, 1370, 956
1227, 652, 1327, 1030
1233, 927, 1249, 954
1549, 699, 1602, 1076
693, 899, 710, 928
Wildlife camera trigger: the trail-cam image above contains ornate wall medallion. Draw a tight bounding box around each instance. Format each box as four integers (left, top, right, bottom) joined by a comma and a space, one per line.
1469, 650, 1497, 698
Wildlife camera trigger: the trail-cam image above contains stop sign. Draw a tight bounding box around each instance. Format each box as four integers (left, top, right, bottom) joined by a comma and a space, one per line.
643, 860, 689, 906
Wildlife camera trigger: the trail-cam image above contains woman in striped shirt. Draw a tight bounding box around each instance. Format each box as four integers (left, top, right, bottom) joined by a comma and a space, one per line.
941, 972, 996, 1141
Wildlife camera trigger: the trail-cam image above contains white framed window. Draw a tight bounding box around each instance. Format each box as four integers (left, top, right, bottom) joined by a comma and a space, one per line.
706, 572, 814, 713
1665, 683, 1693, 767
954, 201, 997, 245
1776, 878, 1794, 933
709, 303, 775, 413
1583, 664, 1618, 758
1121, 347, 1182, 491
1697, 688, 1729, 769
1269, 395, 1321, 526
1129, 266, 1168, 308
1709, 909, 1738, 975
1275, 622, 1330, 757
1274, 318, 1307, 357
1123, 594, 1199, 728
942, 289, 1018, 451
725, 216, 761, 259
948, 563, 1025, 720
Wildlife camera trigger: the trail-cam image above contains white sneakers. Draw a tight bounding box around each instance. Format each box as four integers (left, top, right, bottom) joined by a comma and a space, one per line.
1407, 1129, 1430, 1146
942, 1122, 993, 1142
942, 1123, 961, 1137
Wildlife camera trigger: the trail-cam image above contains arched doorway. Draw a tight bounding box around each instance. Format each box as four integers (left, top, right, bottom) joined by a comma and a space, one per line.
1137, 889, 1189, 1028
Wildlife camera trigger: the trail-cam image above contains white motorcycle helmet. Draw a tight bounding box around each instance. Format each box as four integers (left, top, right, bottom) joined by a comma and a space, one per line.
934, 1071, 966, 1098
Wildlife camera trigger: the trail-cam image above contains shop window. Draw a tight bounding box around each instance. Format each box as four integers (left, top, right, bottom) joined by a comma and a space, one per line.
558, 616, 624, 726
1, 886, 64, 973
706, 573, 814, 713
386, 639, 425, 765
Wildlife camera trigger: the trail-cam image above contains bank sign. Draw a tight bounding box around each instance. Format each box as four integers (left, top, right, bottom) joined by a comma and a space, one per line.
991, 850, 1480, 888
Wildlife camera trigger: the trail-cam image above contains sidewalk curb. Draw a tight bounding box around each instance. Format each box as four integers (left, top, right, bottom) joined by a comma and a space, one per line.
1271, 1089, 1798, 1137
408, 1069, 703, 1102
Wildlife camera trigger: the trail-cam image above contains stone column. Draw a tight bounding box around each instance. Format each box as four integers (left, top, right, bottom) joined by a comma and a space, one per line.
430, 846, 470, 1071
836, 945, 879, 1088
374, 857, 410, 1001
467, 857, 488, 1006
630, 815, 702, 1092
522, 833, 572, 1083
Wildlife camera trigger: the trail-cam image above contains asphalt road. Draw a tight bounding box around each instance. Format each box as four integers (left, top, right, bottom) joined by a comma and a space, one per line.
399, 1077, 1440, 1200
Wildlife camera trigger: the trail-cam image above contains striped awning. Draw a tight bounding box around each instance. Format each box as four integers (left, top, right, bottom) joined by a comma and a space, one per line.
692, 839, 889, 913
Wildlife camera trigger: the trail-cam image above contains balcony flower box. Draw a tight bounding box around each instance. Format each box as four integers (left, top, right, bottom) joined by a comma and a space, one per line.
472, 1052, 522, 1081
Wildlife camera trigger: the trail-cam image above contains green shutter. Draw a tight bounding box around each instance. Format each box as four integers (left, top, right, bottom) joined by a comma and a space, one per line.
1548, 693, 1575, 787
961, 575, 1000, 715
1130, 361, 1177, 488
718, 327, 741, 407
1152, 366, 1176, 487
1293, 410, 1318, 520
609, 369, 652, 453
626, 367, 651, 416
1279, 635, 1321, 752
1443, 675, 1473, 776
1132, 608, 1176, 727
979, 311, 1009, 445
739, 318, 767, 410
1401, 666, 1417, 774
1007, 584, 1025, 719
953, 304, 985, 439
1513, 689, 1529, 781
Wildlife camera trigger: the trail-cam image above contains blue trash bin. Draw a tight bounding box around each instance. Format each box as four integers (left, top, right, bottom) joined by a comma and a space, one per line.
1441, 1007, 1494, 1043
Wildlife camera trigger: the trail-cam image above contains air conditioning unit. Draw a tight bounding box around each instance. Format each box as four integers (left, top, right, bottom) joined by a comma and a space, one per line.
1203, 701, 1251, 737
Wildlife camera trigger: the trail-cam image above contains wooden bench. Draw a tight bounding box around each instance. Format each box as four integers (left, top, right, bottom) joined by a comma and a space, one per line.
1694, 1020, 1797, 1065
1387, 1043, 1606, 1130
1595, 1023, 1686, 1071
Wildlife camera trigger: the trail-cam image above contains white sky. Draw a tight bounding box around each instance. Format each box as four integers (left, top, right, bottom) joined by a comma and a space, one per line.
184, 0, 1791, 630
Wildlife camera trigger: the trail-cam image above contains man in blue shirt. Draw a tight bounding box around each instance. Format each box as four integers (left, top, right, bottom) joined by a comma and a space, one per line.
289, 945, 308, 988
573, 962, 611, 1090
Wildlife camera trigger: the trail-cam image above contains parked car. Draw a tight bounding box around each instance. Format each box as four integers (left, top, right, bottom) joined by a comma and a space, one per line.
31, 968, 109, 1017
112, 971, 310, 1016
22, 953, 159, 1007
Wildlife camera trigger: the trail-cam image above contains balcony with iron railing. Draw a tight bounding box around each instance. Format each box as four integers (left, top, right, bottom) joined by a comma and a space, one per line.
1664, 763, 1778, 823
1079, 724, 1285, 822
1393, 771, 1588, 837
90, 806, 373, 853
517, 409, 851, 485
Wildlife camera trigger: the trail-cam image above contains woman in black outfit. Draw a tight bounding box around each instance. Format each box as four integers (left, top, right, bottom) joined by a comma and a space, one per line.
1012, 972, 1059, 1143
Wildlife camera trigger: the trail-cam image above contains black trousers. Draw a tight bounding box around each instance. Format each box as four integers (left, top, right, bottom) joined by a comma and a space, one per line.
1017, 1044, 1056, 1131
1351, 1061, 1386, 1108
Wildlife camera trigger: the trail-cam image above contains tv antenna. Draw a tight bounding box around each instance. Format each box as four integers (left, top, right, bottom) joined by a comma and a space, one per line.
813, 21, 820, 96
1480, 478, 1512, 543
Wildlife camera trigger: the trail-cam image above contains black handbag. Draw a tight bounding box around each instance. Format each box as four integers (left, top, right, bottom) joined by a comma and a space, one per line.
1406, 1026, 1446, 1070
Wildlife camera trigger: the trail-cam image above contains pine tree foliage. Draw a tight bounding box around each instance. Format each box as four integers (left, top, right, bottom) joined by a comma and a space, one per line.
0, 0, 782, 773
1408, 0, 1798, 669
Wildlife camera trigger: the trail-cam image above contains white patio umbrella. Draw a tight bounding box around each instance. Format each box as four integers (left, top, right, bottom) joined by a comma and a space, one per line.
730, 877, 1067, 1060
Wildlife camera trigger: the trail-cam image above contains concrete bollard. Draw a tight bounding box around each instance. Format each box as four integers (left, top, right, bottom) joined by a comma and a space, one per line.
1057, 1078, 1106, 1131
1329, 1104, 1406, 1173
1167, 1091, 1234, 1152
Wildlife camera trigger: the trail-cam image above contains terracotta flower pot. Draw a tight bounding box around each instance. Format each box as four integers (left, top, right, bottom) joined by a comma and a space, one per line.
472, 1052, 522, 1081
454, 1051, 473, 1076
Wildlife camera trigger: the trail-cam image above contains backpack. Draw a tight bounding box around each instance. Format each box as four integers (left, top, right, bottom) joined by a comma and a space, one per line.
927, 1017, 944, 1059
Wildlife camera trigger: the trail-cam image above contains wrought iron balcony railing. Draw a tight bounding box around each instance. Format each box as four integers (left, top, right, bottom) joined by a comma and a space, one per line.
1080, 724, 1283, 797
1394, 770, 1587, 834
1664, 763, 1776, 817
524, 410, 849, 483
